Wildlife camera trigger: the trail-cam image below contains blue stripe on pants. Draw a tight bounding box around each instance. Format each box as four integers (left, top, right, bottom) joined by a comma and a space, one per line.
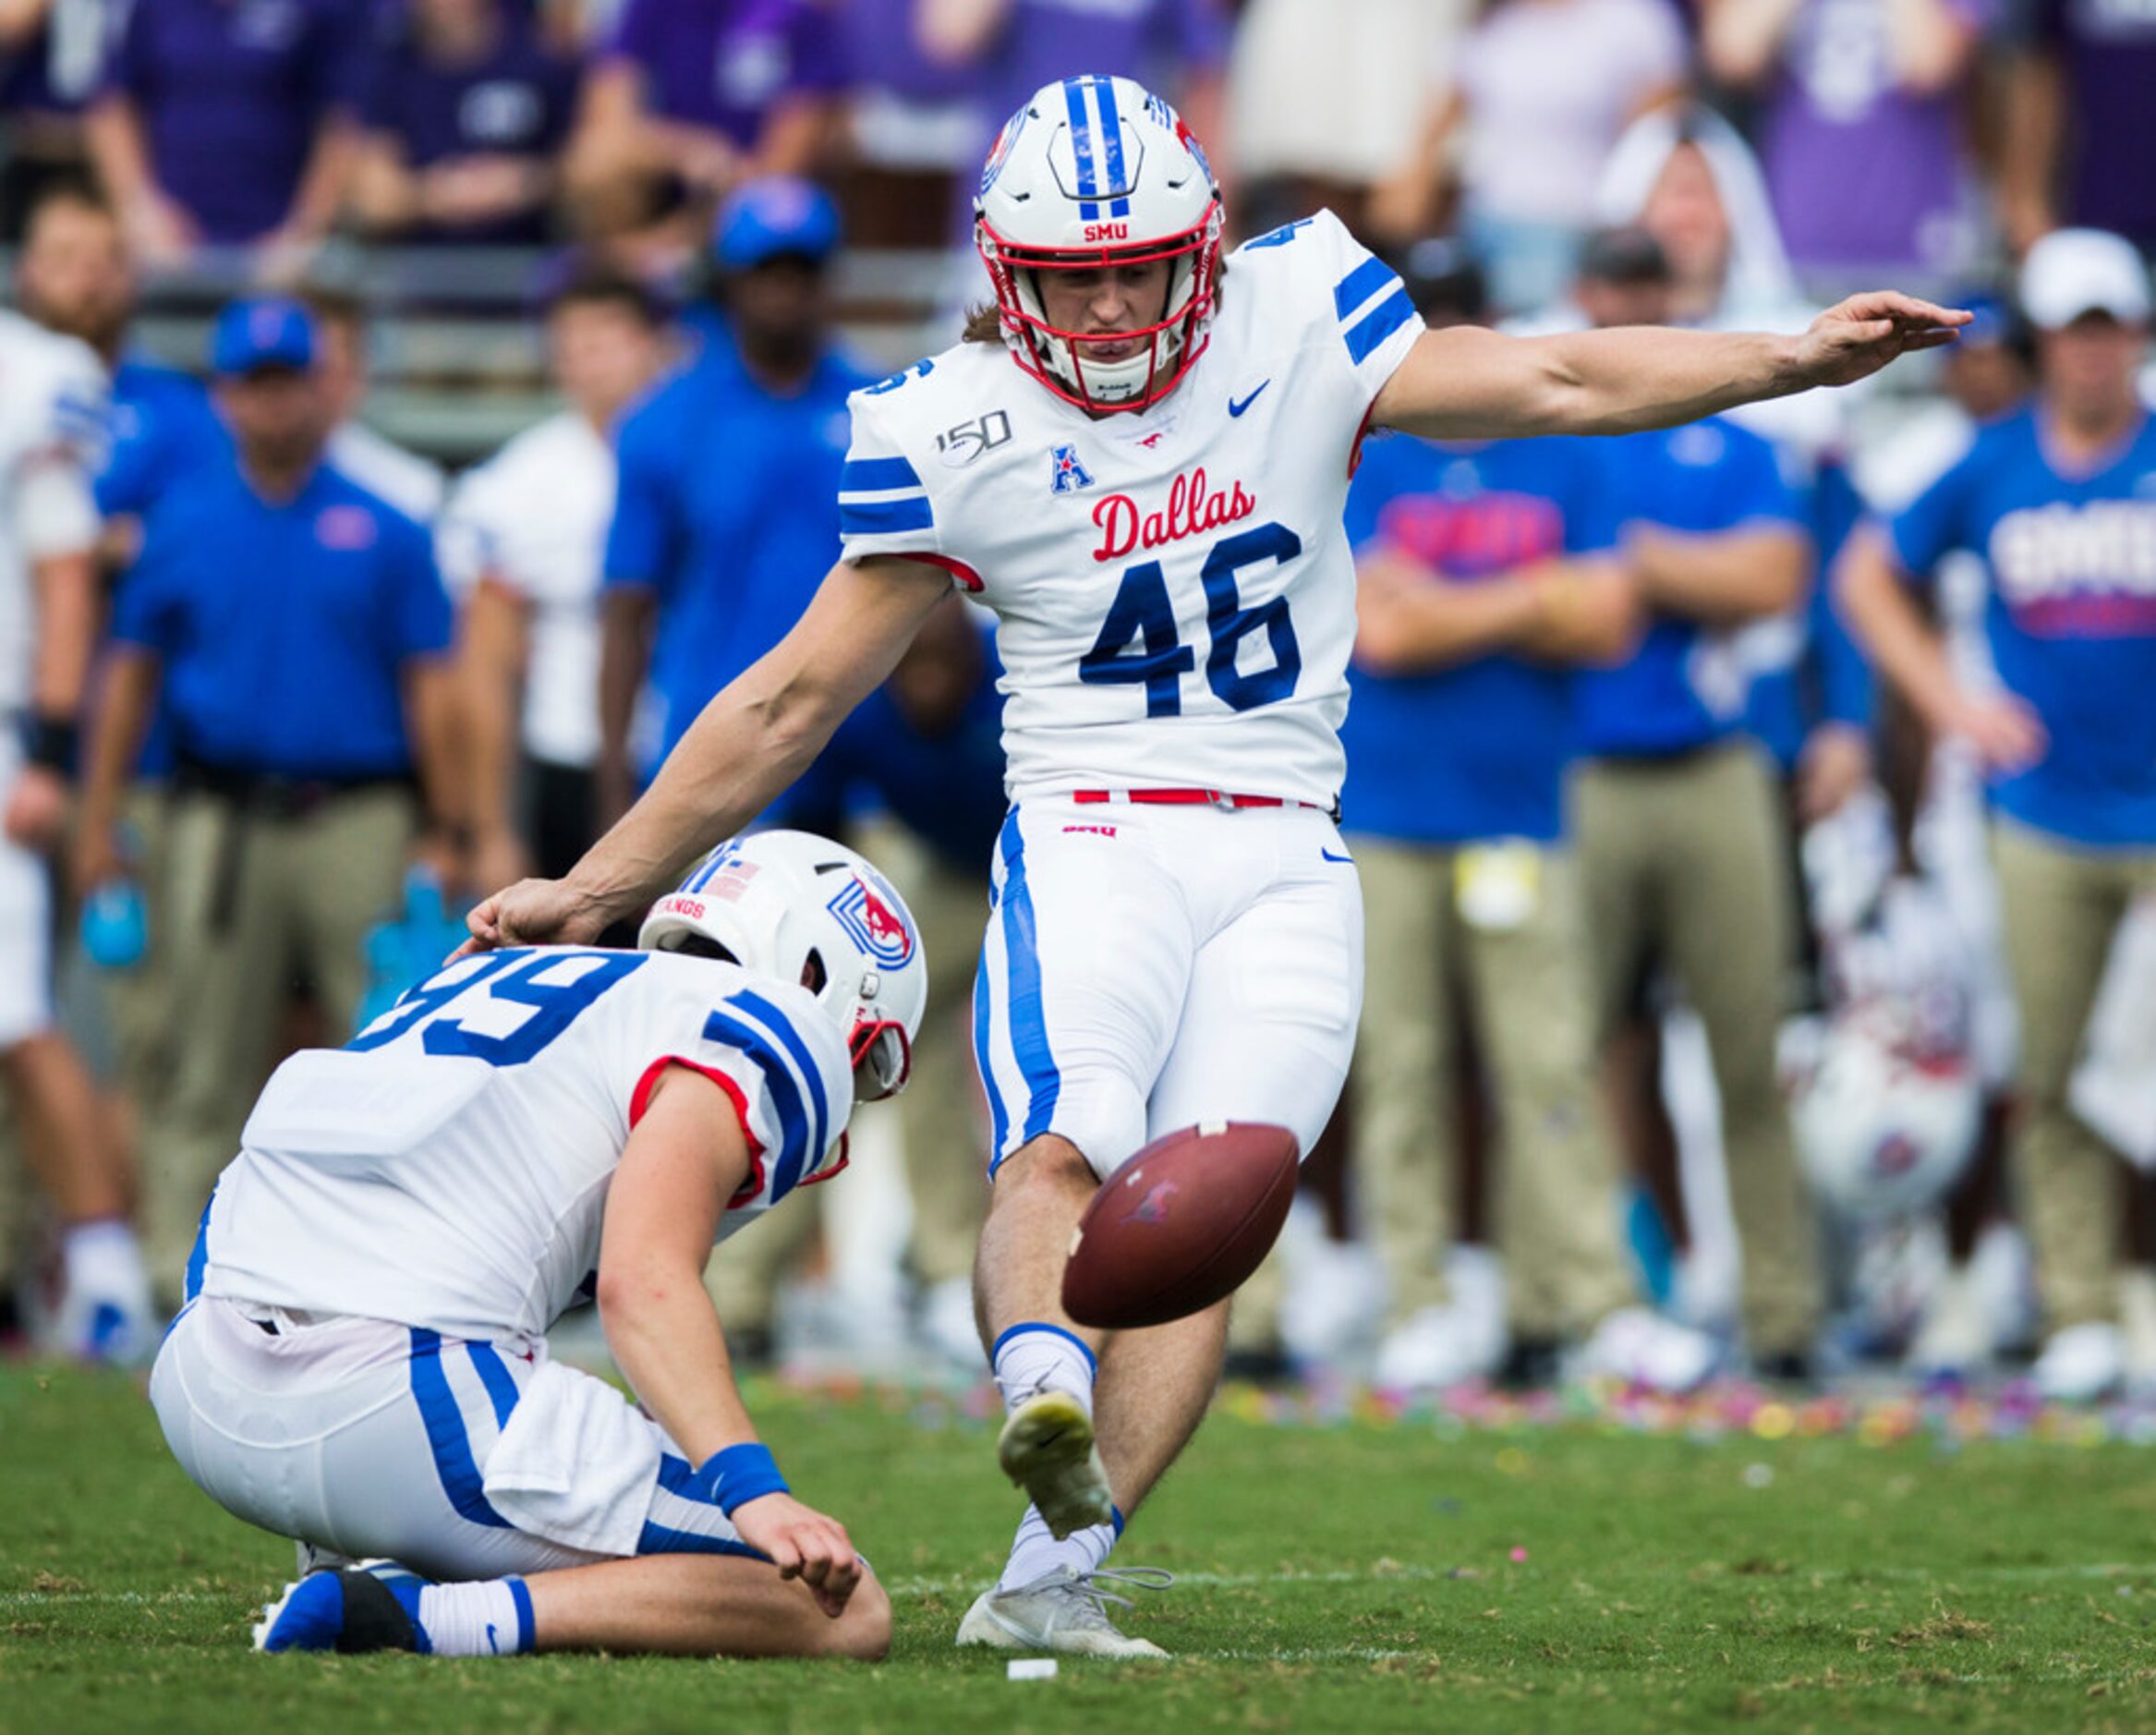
466, 1343, 522, 1428
408, 1329, 512, 1529
973, 931, 1011, 1170
642, 1452, 769, 1559
997, 808, 1060, 1144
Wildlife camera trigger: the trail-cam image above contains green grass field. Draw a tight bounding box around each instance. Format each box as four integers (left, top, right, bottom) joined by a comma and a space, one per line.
6, 1364, 2156, 1732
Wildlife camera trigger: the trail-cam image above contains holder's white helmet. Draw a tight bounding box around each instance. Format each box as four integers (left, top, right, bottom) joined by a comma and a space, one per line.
975, 74, 1223, 413
637, 831, 927, 1101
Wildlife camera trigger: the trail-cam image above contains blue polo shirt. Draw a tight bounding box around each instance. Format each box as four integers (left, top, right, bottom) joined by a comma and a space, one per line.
101, 0, 365, 243
98, 353, 228, 520
113, 458, 452, 780
96, 354, 229, 782
1885, 406, 2156, 848
1742, 456, 1875, 770
1339, 434, 1607, 844
1576, 418, 1809, 758
604, 334, 868, 769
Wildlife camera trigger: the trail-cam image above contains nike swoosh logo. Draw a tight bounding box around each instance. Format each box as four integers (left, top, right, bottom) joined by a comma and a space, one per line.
1320, 848, 1353, 864
486, 1622, 500, 1654
1229, 381, 1270, 418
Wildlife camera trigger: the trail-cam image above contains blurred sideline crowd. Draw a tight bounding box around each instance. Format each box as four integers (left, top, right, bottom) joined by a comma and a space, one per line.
3, 0, 2155, 1403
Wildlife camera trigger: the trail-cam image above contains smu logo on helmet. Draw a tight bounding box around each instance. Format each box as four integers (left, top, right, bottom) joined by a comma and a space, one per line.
828, 875, 914, 966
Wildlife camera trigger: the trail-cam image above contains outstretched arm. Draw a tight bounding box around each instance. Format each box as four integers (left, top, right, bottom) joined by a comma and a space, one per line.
598, 1065, 861, 1615
1372, 292, 1969, 442
465, 553, 951, 949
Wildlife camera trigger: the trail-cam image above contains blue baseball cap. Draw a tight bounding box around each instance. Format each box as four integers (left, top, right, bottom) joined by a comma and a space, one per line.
1951, 292, 2012, 347
211, 297, 317, 376
711, 176, 841, 273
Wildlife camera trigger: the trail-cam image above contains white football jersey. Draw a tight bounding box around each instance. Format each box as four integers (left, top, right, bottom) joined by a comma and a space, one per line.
837, 209, 1424, 809
197, 948, 853, 1342
437, 410, 614, 769
0, 309, 106, 712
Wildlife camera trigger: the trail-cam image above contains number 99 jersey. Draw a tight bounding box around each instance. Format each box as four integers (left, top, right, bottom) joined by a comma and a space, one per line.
192, 949, 854, 1342
837, 210, 1424, 810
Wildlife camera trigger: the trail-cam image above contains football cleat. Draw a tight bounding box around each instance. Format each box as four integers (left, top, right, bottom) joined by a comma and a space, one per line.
254, 1567, 429, 1655
997, 1389, 1113, 1539
956, 1566, 1173, 1657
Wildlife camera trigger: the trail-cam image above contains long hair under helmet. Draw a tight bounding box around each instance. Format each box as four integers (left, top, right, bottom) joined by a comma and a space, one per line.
637, 831, 927, 1102
975, 74, 1224, 414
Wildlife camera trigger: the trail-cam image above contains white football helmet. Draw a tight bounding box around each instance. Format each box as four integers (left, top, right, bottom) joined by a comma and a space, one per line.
975, 73, 1223, 413
637, 831, 927, 1101
1790, 1006, 1981, 1220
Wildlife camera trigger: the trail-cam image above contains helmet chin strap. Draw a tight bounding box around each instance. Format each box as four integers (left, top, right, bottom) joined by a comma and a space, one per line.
1017, 255, 1197, 408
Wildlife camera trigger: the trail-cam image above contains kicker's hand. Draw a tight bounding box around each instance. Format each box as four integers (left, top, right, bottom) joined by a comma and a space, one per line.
1792, 291, 1970, 389
458, 874, 612, 958
730, 1493, 863, 1617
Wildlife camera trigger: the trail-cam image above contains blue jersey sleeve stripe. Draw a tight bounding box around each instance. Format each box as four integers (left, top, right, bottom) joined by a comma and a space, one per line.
1333, 254, 1397, 322
841, 495, 936, 536
408, 1329, 513, 1529
727, 989, 833, 1169
1344, 287, 1417, 367
996, 809, 1060, 1143
701, 1010, 814, 1198
842, 455, 922, 492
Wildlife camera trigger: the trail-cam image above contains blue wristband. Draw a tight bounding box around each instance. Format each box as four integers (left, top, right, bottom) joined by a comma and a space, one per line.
696, 1442, 790, 1515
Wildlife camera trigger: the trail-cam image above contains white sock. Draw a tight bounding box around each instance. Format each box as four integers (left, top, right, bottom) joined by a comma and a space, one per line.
62, 1219, 147, 1301
998, 1504, 1120, 1591
991, 1322, 1096, 1415
415, 1578, 532, 1656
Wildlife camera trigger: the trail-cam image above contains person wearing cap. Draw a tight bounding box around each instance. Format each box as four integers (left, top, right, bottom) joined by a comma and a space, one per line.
599, 176, 864, 826
1839, 227, 2156, 1401
74, 297, 463, 1302
1565, 228, 1825, 1378
1338, 249, 1720, 1393
598, 178, 869, 1359
443, 262, 671, 901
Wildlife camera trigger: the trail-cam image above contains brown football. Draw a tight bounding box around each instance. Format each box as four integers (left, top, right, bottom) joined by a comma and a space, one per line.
1060, 1122, 1301, 1330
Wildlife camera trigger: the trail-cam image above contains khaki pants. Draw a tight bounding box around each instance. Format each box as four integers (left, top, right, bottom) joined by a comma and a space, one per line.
1574, 741, 1820, 1355
1992, 819, 2156, 1332
706, 819, 992, 1328
1350, 836, 1633, 1339
144, 786, 415, 1301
